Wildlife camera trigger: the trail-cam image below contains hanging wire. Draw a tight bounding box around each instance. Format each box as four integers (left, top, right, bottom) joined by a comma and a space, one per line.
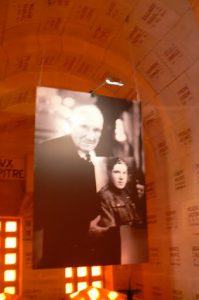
37, 46, 46, 87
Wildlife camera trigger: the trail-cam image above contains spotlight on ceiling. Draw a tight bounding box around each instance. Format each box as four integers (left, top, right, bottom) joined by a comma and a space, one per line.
89, 76, 124, 96
105, 77, 124, 87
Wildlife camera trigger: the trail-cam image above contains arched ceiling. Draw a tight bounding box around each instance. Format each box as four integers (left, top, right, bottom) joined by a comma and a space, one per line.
0, 0, 198, 154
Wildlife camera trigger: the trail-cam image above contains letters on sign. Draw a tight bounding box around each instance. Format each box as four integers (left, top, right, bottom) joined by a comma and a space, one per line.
0, 158, 25, 180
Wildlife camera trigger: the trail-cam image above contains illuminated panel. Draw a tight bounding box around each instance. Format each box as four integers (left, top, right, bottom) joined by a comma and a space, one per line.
64, 266, 104, 295
4, 270, 16, 282
65, 268, 73, 278
92, 281, 102, 288
77, 267, 87, 277
87, 287, 100, 300
0, 218, 20, 295
108, 291, 119, 300
0, 294, 6, 300
5, 222, 17, 232
91, 266, 102, 276
4, 287, 16, 295
70, 291, 79, 299
5, 253, 17, 265
5, 237, 17, 248
65, 283, 74, 294
77, 282, 88, 291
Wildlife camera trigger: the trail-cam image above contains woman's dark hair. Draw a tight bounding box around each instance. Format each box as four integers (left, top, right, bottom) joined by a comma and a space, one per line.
107, 157, 128, 173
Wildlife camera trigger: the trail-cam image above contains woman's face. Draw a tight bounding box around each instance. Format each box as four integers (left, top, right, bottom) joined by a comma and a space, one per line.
111, 162, 128, 189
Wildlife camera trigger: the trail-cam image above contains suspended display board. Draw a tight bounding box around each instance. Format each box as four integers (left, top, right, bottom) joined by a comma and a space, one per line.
33, 86, 148, 268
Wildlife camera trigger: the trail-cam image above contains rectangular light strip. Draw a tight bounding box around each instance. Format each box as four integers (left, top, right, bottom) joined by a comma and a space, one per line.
0, 218, 20, 295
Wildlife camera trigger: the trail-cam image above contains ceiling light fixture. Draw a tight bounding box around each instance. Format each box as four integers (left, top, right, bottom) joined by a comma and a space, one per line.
105, 77, 124, 87
90, 76, 124, 96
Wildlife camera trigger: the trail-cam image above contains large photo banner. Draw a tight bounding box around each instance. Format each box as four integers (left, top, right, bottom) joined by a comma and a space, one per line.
33, 87, 148, 268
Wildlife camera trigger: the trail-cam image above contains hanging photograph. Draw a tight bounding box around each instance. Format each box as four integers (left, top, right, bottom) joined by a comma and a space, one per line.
33, 86, 148, 268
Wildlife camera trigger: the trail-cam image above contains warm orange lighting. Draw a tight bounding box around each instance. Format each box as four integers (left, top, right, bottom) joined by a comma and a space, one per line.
5, 253, 17, 265
65, 266, 104, 297
77, 267, 87, 277
87, 287, 100, 300
5, 221, 17, 232
68, 287, 125, 300
0, 218, 20, 295
77, 282, 88, 291
69, 291, 79, 299
108, 291, 119, 300
5, 237, 17, 248
92, 281, 102, 288
4, 270, 16, 282
4, 286, 16, 294
65, 267, 73, 278
0, 293, 6, 300
65, 283, 74, 294
91, 266, 102, 276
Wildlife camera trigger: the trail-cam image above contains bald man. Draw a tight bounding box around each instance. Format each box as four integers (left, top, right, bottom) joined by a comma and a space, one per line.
70, 105, 104, 158
33, 104, 108, 268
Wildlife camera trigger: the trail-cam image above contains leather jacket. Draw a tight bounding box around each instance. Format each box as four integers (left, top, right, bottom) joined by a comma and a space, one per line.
98, 183, 143, 227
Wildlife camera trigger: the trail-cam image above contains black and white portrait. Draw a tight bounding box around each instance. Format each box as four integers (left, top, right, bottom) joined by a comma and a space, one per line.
33, 87, 147, 268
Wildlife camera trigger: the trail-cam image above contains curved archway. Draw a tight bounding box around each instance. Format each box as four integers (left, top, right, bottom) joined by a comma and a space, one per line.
0, 0, 199, 299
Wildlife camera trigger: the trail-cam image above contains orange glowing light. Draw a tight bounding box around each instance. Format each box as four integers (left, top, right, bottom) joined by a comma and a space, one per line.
77, 267, 87, 277
92, 281, 102, 288
5, 237, 17, 248
68, 287, 126, 300
65, 283, 74, 294
5, 253, 17, 265
4, 270, 16, 282
65, 267, 73, 278
0, 293, 6, 300
69, 291, 79, 298
77, 282, 88, 291
88, 287, 100, 300
4, 286, 16, 295
5, 222, 17, 232
91, 266, 102, 276
108, 291, 119, 300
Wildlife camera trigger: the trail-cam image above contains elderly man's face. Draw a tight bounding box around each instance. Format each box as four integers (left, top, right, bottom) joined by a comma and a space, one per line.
71, 105, 103, 153
111, 162, 128, 189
